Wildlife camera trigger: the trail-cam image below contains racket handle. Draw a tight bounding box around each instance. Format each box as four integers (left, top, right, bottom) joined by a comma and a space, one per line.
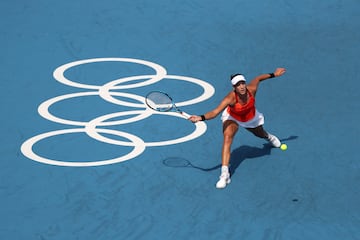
180, 111, 191, 119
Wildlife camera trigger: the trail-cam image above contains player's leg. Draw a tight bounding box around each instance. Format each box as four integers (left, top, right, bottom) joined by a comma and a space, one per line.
216, 120, 238, 189
246, 125, 267, 138
246, 125, 281, 147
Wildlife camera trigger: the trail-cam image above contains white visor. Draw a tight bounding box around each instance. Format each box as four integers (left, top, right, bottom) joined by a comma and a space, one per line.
231, 75, 246, 85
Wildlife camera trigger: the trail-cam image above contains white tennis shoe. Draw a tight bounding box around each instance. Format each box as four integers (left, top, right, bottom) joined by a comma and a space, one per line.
216, 172, 231, 189
267, 133, 281, 148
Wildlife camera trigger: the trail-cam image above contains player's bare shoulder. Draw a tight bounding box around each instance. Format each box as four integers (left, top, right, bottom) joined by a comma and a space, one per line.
224, 90, 236, 105
246, 84, 257, 96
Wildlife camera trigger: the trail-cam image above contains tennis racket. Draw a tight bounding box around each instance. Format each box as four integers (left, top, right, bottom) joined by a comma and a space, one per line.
145, 91, 190, 118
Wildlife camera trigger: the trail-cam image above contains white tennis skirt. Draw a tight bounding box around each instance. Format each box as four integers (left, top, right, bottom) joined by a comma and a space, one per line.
221, 109, 265, 128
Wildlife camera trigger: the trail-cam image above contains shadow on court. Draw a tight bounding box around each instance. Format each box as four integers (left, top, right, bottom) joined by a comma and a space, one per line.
162, 135, 299, 173
280, 135, 299, 143
230, 135, 299, 175
162, 156, 222, 171
229, 144, 272, 175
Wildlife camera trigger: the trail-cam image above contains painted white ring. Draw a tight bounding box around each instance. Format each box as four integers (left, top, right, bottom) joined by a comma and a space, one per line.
53, 58, 167, 90
20, 128, 145, 167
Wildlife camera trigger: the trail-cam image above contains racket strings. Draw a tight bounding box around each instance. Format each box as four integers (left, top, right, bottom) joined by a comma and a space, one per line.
146, 92, 173, 112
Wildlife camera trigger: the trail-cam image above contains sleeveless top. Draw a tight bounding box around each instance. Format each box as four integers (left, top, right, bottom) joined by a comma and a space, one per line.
227, 90, 256, 122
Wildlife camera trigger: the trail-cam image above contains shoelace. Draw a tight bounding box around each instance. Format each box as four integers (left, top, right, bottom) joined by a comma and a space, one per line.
220, 173, 229, 179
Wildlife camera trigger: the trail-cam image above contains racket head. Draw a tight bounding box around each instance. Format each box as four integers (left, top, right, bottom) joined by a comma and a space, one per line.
145, 91, 173, 112
162, 157, 192, 168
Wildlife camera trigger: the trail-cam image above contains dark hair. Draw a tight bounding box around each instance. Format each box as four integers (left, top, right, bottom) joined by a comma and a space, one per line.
230, 73, 244, 80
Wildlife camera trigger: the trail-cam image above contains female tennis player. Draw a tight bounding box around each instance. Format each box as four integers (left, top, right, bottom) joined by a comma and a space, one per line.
188, 68, 286, 188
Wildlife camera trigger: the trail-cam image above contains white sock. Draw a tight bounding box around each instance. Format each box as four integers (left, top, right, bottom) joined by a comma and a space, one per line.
221, 165, 229, 174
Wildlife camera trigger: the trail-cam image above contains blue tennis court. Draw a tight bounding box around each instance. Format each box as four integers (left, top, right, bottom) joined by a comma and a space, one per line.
1, 0, 359, 239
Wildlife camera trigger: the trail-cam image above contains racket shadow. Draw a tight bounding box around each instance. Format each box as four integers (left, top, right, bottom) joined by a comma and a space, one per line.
162, 157, 221, 172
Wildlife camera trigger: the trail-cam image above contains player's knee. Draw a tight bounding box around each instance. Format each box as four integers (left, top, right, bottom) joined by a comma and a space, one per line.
223, 134, 234, 144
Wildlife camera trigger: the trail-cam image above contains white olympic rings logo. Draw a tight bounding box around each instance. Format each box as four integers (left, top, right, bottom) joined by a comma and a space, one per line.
21, 58, 215, 167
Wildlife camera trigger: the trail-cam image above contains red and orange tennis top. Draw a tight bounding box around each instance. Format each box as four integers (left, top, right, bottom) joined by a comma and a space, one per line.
227, 90, 256, 122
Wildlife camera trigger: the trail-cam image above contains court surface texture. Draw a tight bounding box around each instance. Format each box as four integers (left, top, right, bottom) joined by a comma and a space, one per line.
1, 0, 359, 239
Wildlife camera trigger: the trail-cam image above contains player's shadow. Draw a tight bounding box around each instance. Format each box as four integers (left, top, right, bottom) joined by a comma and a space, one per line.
229, 144, 271, 175
229, 135, 298, 175
162, 135, 298, 173
280, 135, 298, 142
162, 145, 271, 173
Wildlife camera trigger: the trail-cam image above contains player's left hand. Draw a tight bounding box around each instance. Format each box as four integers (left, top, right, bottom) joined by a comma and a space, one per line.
274, 68, 286, 77
188, 115, 200, 123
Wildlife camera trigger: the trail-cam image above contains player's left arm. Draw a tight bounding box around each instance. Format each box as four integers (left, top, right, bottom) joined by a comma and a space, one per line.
247, 68, 286, 95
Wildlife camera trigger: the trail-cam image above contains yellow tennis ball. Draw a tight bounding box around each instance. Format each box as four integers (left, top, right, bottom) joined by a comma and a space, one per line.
280, 144, 287, 151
